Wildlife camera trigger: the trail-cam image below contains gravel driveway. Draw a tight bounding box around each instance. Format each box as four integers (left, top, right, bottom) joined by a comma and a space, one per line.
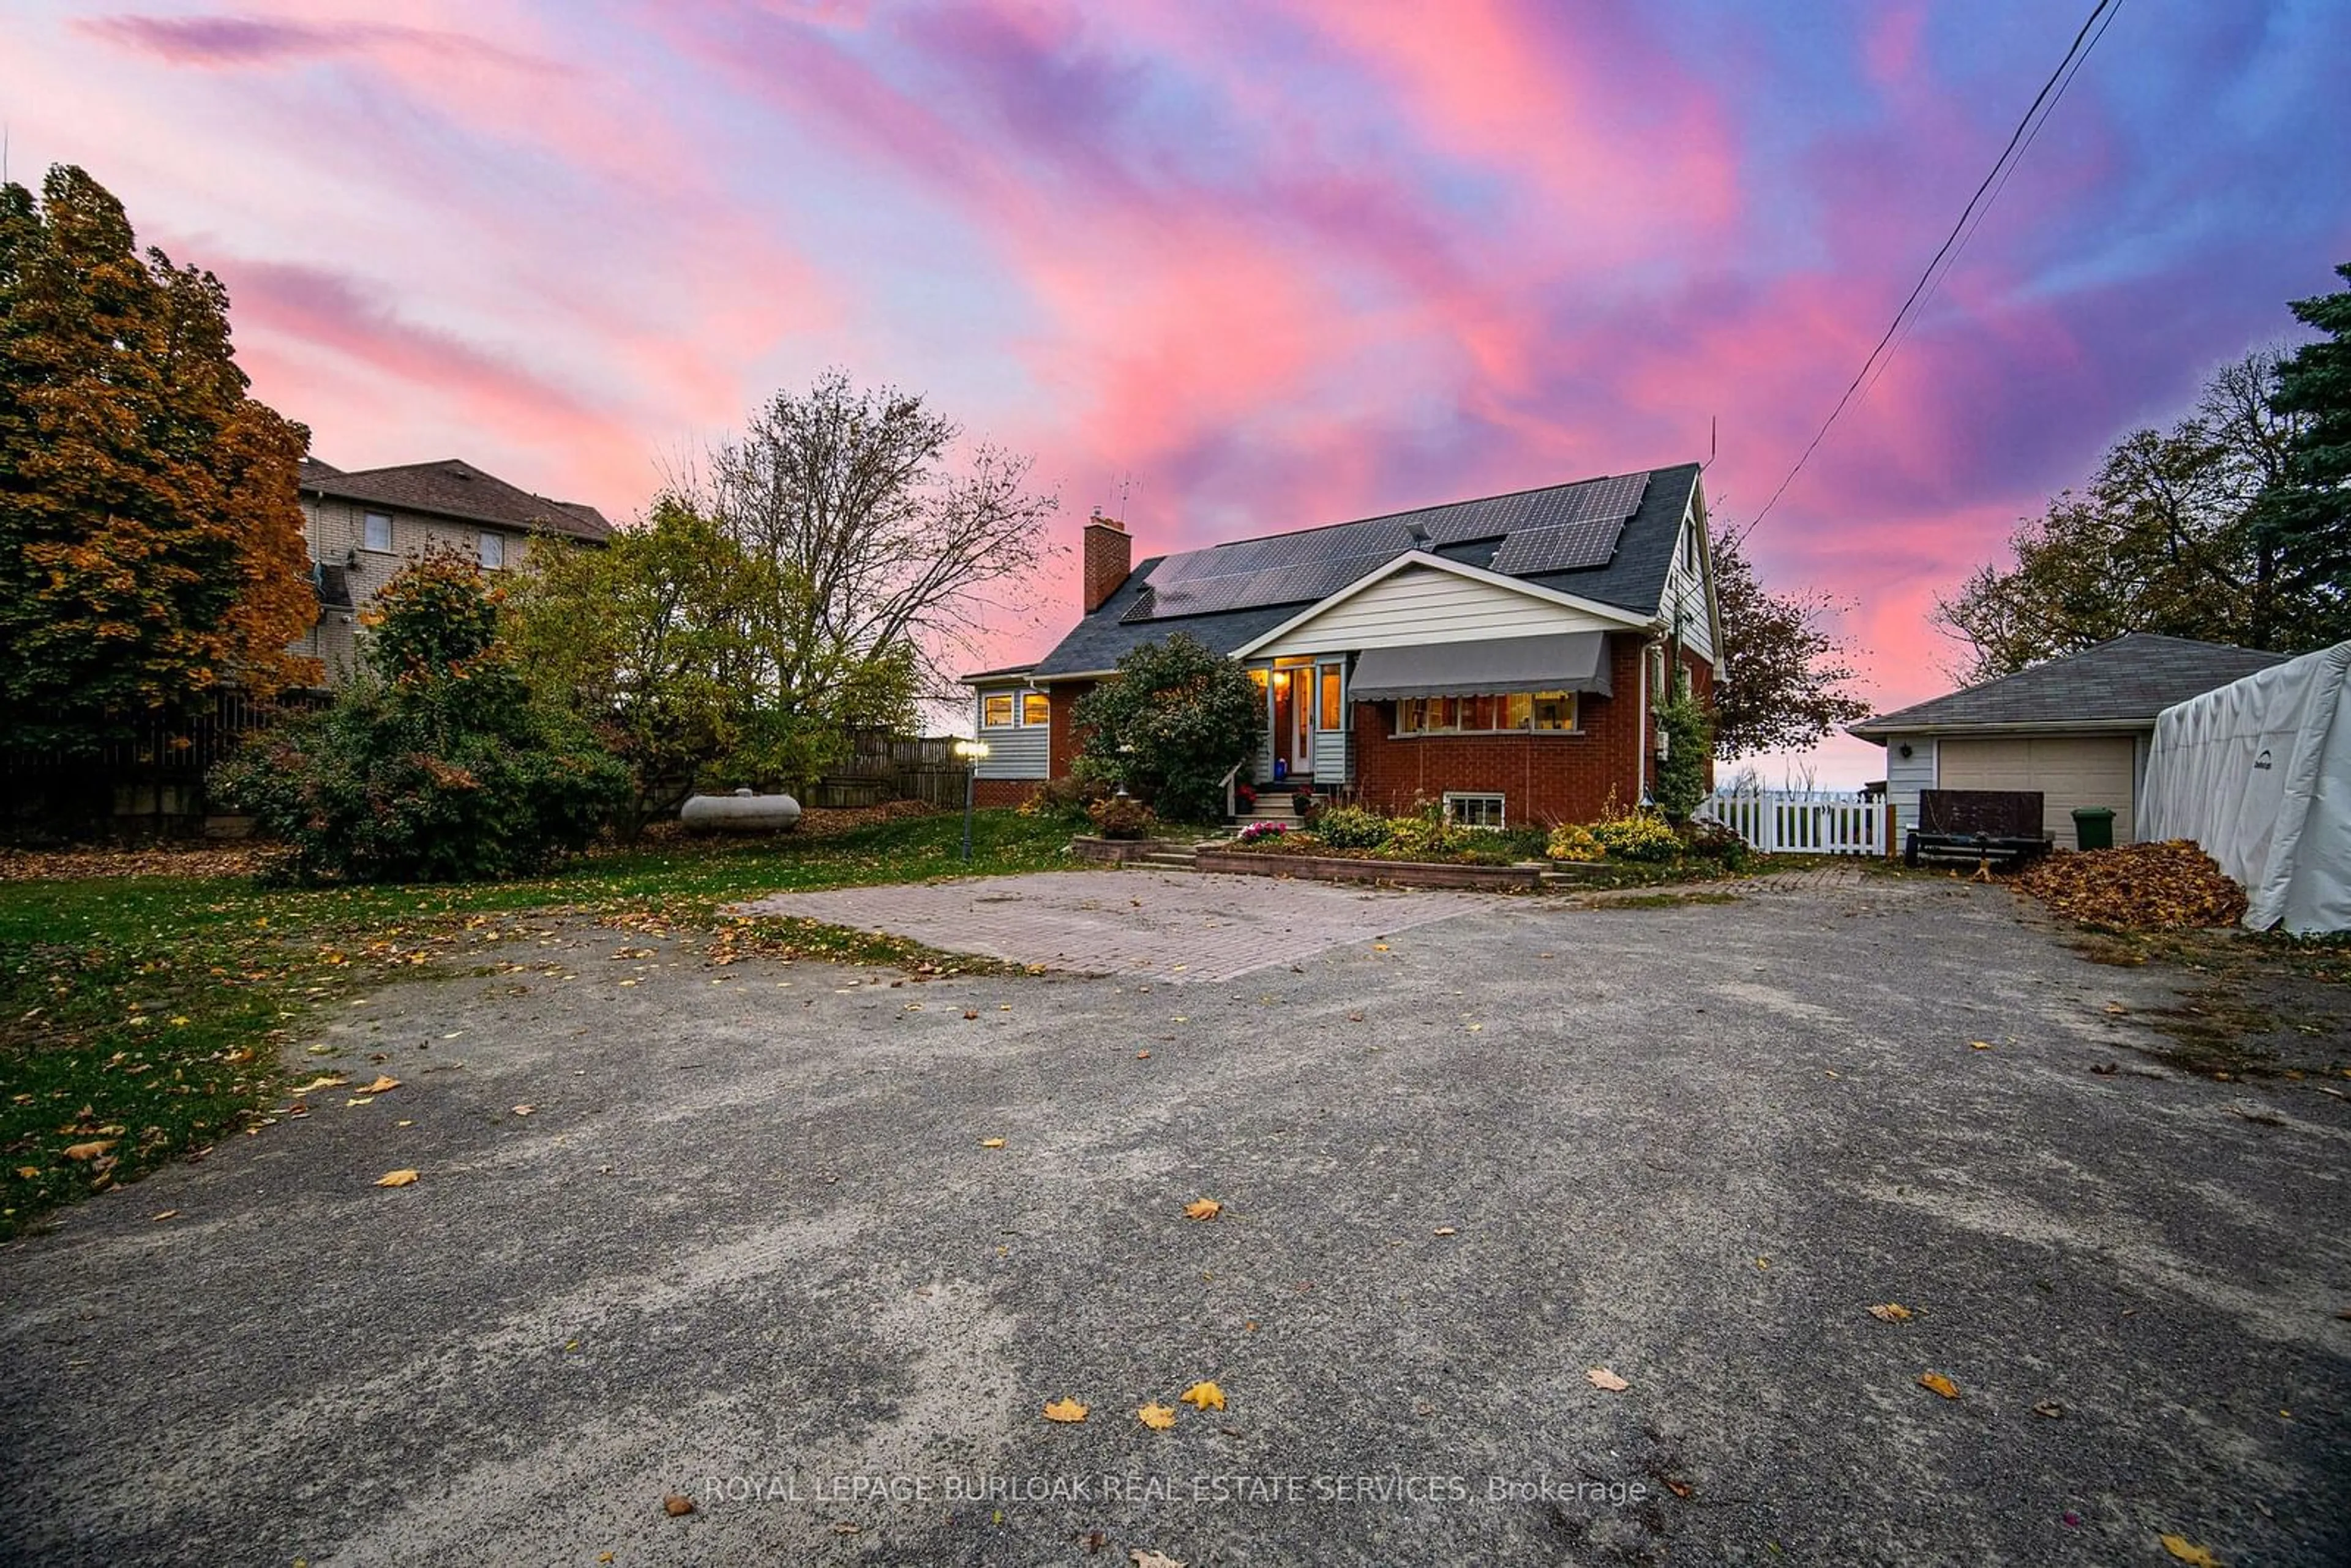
2, 872, 2345, 1566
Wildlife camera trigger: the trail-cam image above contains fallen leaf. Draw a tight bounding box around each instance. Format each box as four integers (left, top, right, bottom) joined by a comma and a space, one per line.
1867, 1304, 1913, 1322
663, 1493, 696, 1517
62, 1140, 116, 1161
1043, 1397, 1089, 1423
1131, 1551, 1185, 1568
2158, 1535, 2222, 1567
964, 1010, 980, 1020
1137, 1401, 1177, 1431
353, 1075, 400, 1095
150, 1209, 178, 1221
1136, 1049, 1151, 1059
291, 1073, 347, 1093
1916, 1371, 1960, 1400
599, 1554, 615, 1563
1433, 1226, 1458, 1237
1969, 1040, 1993, 1051
2104, 1002, 2128, 1015
1664, 1477, 1692, 1498
511, 1105, 534, 1116
1372, 943, 1390, 951
2033, 1400, 2064, 1418
374, 1168, 420, 1188
2091, 1062, 2120, 1076
13, 1166, 39, 1179
1586, 1368, 1629, 1392
980, 1137, 1007, 1150
1179, 1381, 1226, 1411
1184, 1198, 1222, 1221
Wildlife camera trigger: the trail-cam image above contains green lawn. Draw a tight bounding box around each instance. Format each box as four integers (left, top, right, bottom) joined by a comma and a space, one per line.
0, 809, 1073, 1239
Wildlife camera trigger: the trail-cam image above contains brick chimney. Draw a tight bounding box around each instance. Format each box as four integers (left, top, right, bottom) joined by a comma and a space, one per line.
1082, 509, 1131, 614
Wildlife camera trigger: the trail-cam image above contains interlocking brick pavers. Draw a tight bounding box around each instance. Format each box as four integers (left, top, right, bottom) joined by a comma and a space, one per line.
732, 867, 1492, 983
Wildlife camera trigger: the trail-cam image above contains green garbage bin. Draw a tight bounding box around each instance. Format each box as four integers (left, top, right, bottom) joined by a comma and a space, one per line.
2072, 806, 2115, 851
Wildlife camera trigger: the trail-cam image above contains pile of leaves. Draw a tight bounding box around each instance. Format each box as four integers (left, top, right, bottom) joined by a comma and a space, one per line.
0, 843, 264, 881
792, 800, 936, 838
2017, 840, 2249, 930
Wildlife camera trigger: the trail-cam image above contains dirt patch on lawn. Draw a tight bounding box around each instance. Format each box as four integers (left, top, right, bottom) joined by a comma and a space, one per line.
2067, 926, 2351, 1080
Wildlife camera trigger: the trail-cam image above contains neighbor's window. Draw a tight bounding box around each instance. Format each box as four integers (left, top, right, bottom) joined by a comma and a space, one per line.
1021, 691, 1051, 726
362, 512, 392, 552
1319, 666, 1344, 730
478, 531, 505, 570
982, 693, 1016, 728
1445, 792, 1505, 828
1395, 693, 1576, 735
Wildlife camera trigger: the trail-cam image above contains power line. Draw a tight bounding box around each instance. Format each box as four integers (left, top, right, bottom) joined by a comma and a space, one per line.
1739, 0, 2124, 542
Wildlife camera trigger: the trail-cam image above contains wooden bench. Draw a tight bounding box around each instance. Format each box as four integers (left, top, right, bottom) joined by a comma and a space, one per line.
1904, 789, 2053, 871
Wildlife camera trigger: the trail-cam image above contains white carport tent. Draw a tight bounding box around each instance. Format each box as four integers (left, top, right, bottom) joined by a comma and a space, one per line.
2142, 641, 2351, 934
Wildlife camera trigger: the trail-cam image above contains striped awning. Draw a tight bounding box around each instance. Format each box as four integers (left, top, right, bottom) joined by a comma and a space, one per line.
1349, 632, 1613, 701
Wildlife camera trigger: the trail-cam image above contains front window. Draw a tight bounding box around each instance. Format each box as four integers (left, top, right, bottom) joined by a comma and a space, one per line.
1395, 691, 1577, 735
362, 512, 392, 552
1319, 666, 1344, 730
981, 693, 1016, 728
1021, 691, 1050, 726
479, 531, 505, 570
1445, 792, 1506, 828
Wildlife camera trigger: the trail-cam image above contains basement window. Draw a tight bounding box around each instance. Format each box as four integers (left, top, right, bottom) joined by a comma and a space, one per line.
1444, 792, 1506, 829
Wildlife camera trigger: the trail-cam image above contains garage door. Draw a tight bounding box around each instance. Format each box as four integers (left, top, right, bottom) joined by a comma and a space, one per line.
1938, 735, 2137, 849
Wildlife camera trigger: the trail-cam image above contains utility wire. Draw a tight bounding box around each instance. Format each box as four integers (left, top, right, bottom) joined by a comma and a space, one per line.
1738, 0, 2123, 542
1861, 0, 2123, 408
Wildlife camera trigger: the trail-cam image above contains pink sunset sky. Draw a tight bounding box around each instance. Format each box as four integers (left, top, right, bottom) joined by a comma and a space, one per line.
7, 1, 2345, 781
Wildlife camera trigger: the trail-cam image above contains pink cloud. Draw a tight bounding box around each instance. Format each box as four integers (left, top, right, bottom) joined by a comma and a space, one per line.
76, 12, 545, 71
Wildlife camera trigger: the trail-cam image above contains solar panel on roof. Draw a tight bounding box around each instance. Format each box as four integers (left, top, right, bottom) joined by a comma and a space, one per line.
1122, 470, 1653, 623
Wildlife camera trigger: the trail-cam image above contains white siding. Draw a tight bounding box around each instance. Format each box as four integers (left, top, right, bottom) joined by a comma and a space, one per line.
1311, 727, 1351, 782
1884, 734, 1937, 841
1660, 517, 1713, 662
972, 686, 1049, 779
1253, 565, 1619, 658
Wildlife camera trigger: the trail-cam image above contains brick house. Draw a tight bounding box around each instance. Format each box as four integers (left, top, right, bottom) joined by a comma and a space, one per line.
294, 457, 612, 682
962, 463, 1720, 827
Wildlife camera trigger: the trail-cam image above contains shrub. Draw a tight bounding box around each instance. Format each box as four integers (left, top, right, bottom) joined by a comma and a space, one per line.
1387, 814, 1474, 858
1021, 773, 1113, 823
1087, 793, 1157, 839
1591, 810, 1681, 863
212, 552, 629, 882
1681, 819, 1750, 868
1652, 694, 1714, 822
1314, 805, 1394, 850
1546, 824, 1605, 862
1072, 633, 1264, 822
1494, 825, 1551, 861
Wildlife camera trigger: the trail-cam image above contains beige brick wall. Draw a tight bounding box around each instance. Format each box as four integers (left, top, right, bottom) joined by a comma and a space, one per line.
293, 496, 538, 685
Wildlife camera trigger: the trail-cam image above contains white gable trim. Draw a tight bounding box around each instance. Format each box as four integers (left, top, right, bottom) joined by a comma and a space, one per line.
1231, 550, 1652, 659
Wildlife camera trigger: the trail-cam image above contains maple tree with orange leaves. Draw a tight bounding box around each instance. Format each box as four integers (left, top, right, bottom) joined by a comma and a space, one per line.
0, 164, 317, 753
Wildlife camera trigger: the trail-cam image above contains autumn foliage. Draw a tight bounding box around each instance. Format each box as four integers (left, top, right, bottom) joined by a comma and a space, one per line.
2016, 841, 2249, 931
0, 165, 318, 753
212, 552, 628, 883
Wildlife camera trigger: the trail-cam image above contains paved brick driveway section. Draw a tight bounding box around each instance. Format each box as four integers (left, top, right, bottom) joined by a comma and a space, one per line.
733, 868, 1493, 982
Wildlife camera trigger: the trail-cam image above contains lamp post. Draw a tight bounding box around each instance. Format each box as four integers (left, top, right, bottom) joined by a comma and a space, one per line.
952, 738, 990, 862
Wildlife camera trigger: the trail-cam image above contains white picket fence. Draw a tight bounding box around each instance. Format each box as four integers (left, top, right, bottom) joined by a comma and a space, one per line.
1697, 789, 1887, 857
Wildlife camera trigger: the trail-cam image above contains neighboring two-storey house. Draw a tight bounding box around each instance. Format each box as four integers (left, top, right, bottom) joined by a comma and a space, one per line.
295, 457, 612, 682
964, 462, 1720, 828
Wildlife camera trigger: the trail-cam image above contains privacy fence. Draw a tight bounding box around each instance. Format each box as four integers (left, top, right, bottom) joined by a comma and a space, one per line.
806, 729, 967, 811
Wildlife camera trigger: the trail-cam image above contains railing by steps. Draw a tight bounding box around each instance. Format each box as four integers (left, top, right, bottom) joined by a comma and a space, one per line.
1697, 789, 1888, 857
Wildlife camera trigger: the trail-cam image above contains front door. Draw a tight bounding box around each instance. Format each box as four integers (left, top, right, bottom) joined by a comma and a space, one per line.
1272, 667, 1312, 777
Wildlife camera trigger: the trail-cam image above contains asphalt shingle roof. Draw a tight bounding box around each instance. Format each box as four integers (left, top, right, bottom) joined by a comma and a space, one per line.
1851, 634, 2287, 737
302, 458, 612, 544
1024, 462, 1701, 678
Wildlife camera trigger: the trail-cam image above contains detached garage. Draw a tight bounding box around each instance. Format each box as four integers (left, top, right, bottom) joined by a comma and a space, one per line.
1852, 635, 2286, 850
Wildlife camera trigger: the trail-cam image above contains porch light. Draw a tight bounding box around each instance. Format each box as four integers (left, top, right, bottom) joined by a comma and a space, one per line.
953, 738, 991, 761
